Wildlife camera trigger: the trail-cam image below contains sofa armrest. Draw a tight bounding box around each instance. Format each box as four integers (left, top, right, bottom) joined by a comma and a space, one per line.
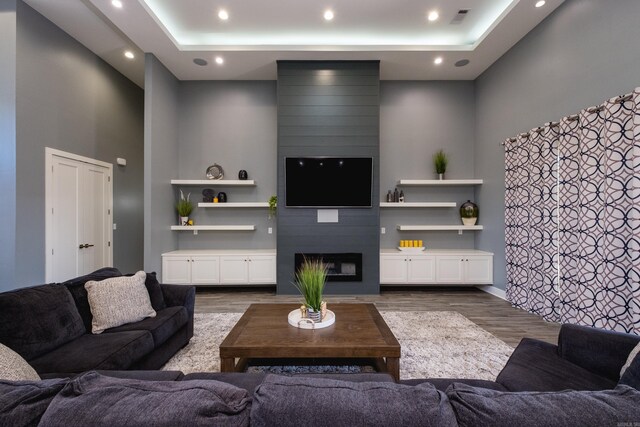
558, 324, 640, 381
160, 284, 195, 339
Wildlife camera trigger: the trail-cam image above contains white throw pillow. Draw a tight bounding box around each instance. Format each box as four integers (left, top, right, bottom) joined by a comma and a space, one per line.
620, 341, 640, 377
85, 271, 156, 334
0, 343, 41, 381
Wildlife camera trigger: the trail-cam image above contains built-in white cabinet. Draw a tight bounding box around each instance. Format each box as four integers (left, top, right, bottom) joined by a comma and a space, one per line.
380, 254, 436, 284
380, 250, 493, 285
162, 250, 276, 286
219, 255, 276, 284
162, 255, 220, 285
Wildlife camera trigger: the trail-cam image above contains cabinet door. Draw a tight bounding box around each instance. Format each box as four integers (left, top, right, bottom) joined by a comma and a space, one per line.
380, 255, 408, 284
248, 255, 277, 284
435, 256, 465, 283
219, 256, 249, 284
162, 257, 191, 285
191, 256, 220, 285
464, 256, 493, 284
407, 256, 436, 283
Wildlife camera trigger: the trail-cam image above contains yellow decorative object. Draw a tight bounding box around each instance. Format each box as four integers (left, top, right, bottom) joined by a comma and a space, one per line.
300, 305, 307, 318
187, 219, 194, 226
321, 301, 327, 320
213, 197, 219, 203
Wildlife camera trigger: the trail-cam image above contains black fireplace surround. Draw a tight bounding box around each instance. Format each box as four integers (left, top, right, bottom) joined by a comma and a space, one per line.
294, 253, 363, 282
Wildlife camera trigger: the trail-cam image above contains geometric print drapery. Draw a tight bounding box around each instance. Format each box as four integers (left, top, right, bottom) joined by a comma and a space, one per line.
504, 88, 640, 334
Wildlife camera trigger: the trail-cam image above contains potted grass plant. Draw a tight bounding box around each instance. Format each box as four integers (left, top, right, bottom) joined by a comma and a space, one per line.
433, 149, 448, 180
268, 195, 277, 219
293, 258, 328, 323
176, 190, 193, 225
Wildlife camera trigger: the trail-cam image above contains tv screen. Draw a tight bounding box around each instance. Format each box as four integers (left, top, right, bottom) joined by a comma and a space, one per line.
285, 157, 373, 208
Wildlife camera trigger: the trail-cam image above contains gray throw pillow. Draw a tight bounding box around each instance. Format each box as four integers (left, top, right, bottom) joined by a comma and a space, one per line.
446, 382, 640, 427
85, 271, 156, 334
39, 371, 251, 427
0, 343, 40, 381
0, 378, 67, 427
251, 374, 457, 427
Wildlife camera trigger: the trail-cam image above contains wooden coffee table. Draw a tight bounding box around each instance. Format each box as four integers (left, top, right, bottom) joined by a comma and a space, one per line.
219, 303, 401, 381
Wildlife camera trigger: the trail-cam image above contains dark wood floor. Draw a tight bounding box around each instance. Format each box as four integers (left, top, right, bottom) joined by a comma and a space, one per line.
195, 286, 561, 347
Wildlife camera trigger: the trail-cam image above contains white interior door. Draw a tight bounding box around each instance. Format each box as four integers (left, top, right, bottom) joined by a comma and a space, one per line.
46, 148, 113, 282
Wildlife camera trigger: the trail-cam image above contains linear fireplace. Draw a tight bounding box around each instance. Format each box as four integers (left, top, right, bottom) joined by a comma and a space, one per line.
295, 253, 363, 282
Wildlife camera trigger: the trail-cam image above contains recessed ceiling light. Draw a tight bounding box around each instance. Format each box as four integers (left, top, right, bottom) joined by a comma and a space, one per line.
324, 10, 334, 21
215, 56, 224, 65
434, 57, 443, 65
218, 9, 229, 20
427, 10, 439, 22
111, 0, 123, 8
193, 58, 208, 66
124, 50, 135, 59
535, 0, 546, 7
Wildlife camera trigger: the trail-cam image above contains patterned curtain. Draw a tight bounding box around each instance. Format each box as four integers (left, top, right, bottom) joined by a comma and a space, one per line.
505, 88, 640, 333
504, 125, 560, 321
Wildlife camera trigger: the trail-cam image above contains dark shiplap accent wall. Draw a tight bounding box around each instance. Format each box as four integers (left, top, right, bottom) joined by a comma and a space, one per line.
276, 61, 380, 295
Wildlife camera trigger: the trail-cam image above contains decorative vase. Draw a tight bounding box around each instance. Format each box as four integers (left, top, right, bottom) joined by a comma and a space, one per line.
307, 307, 322, 323
460, 200, 478, 226
238, 170, 248, 180
179, 216, 189, 226
217, 192, 227, 203
437, 173, 445, 180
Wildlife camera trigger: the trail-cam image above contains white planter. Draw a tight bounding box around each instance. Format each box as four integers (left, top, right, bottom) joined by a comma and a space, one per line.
179, 216, 189, 226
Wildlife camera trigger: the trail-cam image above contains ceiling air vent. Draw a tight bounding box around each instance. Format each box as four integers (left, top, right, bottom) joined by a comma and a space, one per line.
450, 9, 470, 25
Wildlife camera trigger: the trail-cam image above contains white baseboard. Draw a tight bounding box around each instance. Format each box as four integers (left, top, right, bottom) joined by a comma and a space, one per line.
477, 285, 507, 301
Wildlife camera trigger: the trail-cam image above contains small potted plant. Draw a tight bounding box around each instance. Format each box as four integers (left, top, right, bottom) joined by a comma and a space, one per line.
293, 258, 327, 323
176, 190, 193, 225
433, 149, 448, 180
268, 195, 277, 219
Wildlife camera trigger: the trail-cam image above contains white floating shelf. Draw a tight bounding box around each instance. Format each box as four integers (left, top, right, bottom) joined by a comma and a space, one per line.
171, 179, 256, 186
397, 225, 484, 231
198, 202, 269, 208
380, 202, 456, 208
171, 225, 255, 231
397, 179, 483, 186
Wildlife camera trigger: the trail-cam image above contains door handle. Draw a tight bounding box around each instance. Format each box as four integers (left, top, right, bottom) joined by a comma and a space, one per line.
79, 244, 85, 249
78, 244, 95, 249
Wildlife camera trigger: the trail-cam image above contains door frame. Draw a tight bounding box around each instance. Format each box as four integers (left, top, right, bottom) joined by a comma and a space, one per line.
45, 148, 113, 282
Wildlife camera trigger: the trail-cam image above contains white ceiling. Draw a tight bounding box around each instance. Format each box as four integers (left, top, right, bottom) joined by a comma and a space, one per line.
23, 0, 564, 87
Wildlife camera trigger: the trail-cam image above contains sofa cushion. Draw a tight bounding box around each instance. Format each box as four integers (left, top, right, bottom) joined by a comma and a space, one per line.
251, 374, 457, 427
0, 284, 86, 361
29, 331, 154, 374
446, 383, 640, 427
496, 338, 616, 391
63, 267, 124, 332
0, 343, 40, 381
619, 348, 640, 389
0, 378, 68, 427
39, 372, 251, 427
106, 306, 187, 346
401, 378, 508, 392
86, 271, 156, 334
144, 272, 167, 311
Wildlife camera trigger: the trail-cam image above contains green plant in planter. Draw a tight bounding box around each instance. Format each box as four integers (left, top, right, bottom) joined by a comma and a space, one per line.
293, 257, 327, 312
433, 149, 448, 176
176, 190, 193, 217
268, 195, 277, 219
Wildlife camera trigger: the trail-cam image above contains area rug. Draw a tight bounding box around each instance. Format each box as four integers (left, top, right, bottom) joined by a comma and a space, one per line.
162, 311, 514, 380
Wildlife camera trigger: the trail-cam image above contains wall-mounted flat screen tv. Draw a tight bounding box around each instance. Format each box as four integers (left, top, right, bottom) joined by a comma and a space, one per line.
285, 157, 373, 208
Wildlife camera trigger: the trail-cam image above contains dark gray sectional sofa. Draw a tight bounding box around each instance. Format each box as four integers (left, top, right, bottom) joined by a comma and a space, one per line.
1, 269, 639, 426
0, 268, 194, 376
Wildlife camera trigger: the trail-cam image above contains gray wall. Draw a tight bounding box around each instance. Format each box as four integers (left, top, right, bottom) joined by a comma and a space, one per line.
176, 81, 277, 250
144, 54, 179, 276
276, 61, 380, 295
0, 1, 17, 291
8, 2, 144, 288
380, 81, 477, 249
475, 0, 640, 290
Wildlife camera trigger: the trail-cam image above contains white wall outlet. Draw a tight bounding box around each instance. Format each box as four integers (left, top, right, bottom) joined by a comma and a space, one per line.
268, 227, 273, 234
381, 227, 386, 234
112, 223, 117, 230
